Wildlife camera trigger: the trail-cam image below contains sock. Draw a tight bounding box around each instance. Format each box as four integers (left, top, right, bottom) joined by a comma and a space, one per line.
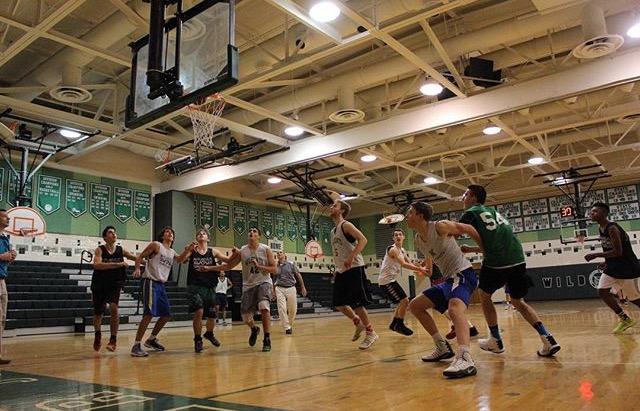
194, 335, 202, 341
391, 317, 400, 326
204, 330, 213, 337
109, 335, 116, 342
264, 332, 270, 340
533, 321, 549, 336
135, 340, 141, 345
149, 334, 157, 340
431, 332, 445, 346
352, 316, 361, 326
489, 325, 501, 340
459, 345, 470, 354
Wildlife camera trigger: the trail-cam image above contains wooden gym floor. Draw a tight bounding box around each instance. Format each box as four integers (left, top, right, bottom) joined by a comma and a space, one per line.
1, 299, 639, 410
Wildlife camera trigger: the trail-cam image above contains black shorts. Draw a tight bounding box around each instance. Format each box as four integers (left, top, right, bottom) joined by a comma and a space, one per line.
91, 285, 122, 315
479, 263, 532, 299
380, 281, 407, 304
332, 266, 371, 309
216, 292, 228, 309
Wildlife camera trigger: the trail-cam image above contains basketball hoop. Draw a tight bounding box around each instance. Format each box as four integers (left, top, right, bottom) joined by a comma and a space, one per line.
576, 234, 587, 245
19, 228, 39, 237
187, 93, 226, 149
305, 240, 324, 261
154, 147, 171, 164
378, 214, 405, 225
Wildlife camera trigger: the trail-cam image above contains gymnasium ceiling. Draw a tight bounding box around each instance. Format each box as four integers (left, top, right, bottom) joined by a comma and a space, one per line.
1, 0, 640, 216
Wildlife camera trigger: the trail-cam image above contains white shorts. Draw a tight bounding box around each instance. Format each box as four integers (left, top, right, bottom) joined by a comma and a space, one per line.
598, 273, 640, 301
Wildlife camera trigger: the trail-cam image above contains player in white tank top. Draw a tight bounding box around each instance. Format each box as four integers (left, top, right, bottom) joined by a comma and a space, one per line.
406, 202, 483, 379
329, 200, 378, 350
378, 229, 429, 336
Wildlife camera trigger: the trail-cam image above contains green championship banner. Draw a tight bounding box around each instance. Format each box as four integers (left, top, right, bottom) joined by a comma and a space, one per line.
217, 204, 230, 233
199, 200, 215, 230
274, 213, 285, 239
262, 210, 273, 238
114, 187, 133, 223
65, 179, 87, 217
90, 183, 111, 220
134, 191, 151, 224
287, 214, 297, 241
247, 208, 259, 231
37, 175, 61, 214
7, 175, 33, 206
298, 216, 307, 241
233, 205, 246, 234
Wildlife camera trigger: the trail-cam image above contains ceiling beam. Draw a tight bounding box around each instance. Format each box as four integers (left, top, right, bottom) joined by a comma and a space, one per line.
107, 0, 147, 29
418, 21, 465, 90
264, 0, 343, 44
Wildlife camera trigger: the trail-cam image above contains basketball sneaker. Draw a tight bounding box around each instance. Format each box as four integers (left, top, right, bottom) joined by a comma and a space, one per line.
537, 334, 561, 357
106, 336, 117, 352
352, 322, 366, 341
478, 336, 505, 353
0, 358, 11, 365
421, 340, 455, 362
613, 317, 635, 334
203, 331, 221, 347
443, 351, 477, 378
194, 337, 203, 353
470, 326, 479, 337
262, 336, 271, 352
390, 320, 414, 336
249, 326, 261, 347
144, 338, 165, 351
130, 343, 148, 357
93, 332, 101, 352
285, 328, 293, 335
358, 331, 379, 350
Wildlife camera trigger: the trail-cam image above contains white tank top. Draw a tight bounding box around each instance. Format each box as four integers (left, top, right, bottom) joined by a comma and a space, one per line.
414, 221, 471, 279
215, 276, 230, 293
331, 221, 365, 273
240, 243, 273, 290
144, 242, 177, 283
378, 245, 406, 285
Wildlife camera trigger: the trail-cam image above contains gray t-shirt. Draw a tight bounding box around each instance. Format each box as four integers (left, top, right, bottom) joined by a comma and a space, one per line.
275, 261, 299, 287
144, 242, 177, 283
414, 221, 471, 279
240, 243, 273, 291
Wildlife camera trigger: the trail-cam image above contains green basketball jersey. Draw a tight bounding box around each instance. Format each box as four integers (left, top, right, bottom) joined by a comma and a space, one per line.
460, 204, 525, 267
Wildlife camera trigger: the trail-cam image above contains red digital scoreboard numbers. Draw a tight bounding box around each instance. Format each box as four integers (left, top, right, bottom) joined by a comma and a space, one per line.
560, 205, 575, 218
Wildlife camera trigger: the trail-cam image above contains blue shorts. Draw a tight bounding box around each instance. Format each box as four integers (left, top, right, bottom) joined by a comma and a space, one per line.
423, 267, 478, 313
142, 278, 172, 317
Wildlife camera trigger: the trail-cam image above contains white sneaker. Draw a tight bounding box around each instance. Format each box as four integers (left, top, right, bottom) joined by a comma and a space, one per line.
421, 340, 455, 362
352, 322, 366, 341
443, 351, 477, 378
537, 334, 561, 357
478, 336, 505, 353
358, 331, 379, 350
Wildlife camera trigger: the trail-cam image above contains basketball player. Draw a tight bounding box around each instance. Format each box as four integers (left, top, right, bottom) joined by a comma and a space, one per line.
378, 229, 428, 336
183, 228, 237, 353
130, 227, 192, 357
274, 251, 307, 334
406, 202, 480, 379
585, 202, 640, 334
224, 228, 277, 352
460, 185, 560, 357
91, 226, 136, 352
215, 271, 233, 325
330, 199, 378, 350
0, 209, 16, 365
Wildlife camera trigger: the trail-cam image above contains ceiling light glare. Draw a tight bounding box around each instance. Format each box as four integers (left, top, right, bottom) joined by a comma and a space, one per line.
284, 125, 304, 137
309, 2, 340, 23
527, 156, 546, 165
60, 129, 81, 138
267, 177, 282, 184
419, 81, 444, 96
423, 176, 441, 185
482, 125, 502, 135
627, 21, 640, 38
360, 154, 377, 162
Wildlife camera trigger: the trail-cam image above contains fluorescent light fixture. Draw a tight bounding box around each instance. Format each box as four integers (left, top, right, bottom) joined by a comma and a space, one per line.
423, 176, 441, 185
340, 194, 358, 200
360, 154, 377, 162
309, 2, 340, 22
419, 81, 444, 96
527, 156, 546, 165
284, 125, 304, 137
267, 176, 282, 184
60, 129, 81, 138
482, 125, 502, 135
627, 21, 640, 38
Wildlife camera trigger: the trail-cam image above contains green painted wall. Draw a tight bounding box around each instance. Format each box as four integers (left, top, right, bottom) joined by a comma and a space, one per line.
0, 163, 152, 240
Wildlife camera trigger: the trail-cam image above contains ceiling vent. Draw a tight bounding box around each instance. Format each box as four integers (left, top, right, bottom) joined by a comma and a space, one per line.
617, 113, 640, 124
49, 65, 92, 103
572, 3, 623, 59
440, 153, 466, 162
347, 174, 372, 183
329, 86, 365, 123
478, 172, 501, 180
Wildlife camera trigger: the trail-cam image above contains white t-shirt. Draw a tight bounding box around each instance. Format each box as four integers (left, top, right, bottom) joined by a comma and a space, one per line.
378, 245, 407, 285
143, 242, 177, 283
216, 277, 231, 294
240, 243, 273, 290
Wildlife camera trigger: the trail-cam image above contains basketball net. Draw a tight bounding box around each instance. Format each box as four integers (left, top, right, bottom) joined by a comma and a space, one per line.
187, 93, 226, 149
576, 234, 586, 245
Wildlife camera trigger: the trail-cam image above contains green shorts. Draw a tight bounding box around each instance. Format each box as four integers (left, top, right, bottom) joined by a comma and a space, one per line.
188, 285, 217, 317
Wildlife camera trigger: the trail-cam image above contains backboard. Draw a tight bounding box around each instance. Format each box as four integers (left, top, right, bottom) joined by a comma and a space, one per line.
125, 0, 238, 129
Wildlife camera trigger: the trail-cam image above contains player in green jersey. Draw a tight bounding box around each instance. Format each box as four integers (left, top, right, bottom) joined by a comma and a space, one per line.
459, 185, 560, 357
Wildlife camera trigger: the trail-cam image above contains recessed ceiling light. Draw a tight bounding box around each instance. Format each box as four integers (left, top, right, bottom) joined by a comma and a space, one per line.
527, 156, 546, 165
627, 21, 640, 38
423, 176, 441, 185
60, 129, 81, 138
284, 125, 304, 137
267, 177, 282, 184
482, 125, 502, 135
360, 154, 377, 162
309, 2, 340, 23
419, 81, 444, 96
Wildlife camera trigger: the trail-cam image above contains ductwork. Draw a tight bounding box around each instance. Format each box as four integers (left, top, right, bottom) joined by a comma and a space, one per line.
49, 64, 93, 104
329, 86, 364, 123
572, 1, 624, 59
